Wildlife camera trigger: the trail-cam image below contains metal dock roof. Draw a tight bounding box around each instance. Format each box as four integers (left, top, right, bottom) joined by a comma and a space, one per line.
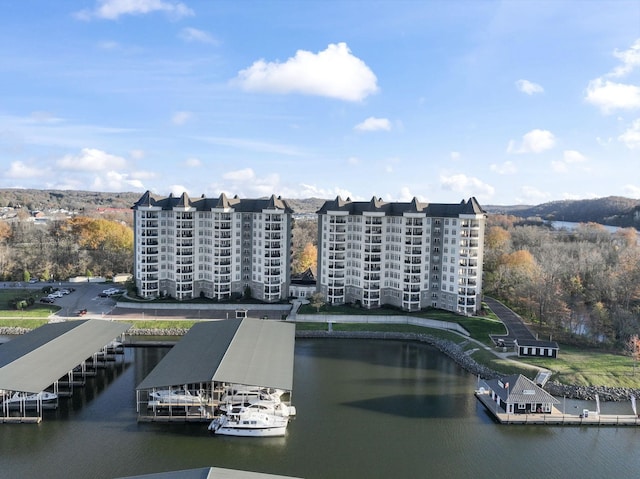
136, 318, 295, 391
117, 466, 302, 479
0, 319, 131, 393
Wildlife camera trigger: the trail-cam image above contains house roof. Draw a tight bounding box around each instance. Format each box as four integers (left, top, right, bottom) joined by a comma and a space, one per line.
316, 196, 485, 217
116, 467, 302, 479
136, 319, 295, 391
0, 319, 131, 393
484, 374, 559, 405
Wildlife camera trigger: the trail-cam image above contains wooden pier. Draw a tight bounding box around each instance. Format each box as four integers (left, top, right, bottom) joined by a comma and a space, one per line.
476, 391, 640, 426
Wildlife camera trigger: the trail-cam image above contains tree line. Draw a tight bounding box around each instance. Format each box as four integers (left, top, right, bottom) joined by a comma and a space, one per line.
484, 215, 640, 349
0, 216, 133, 282
0, 215, 319, 284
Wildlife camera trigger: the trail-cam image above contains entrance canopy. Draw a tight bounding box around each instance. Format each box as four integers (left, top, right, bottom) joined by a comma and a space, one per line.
136, 319, 295, 392
0, 319, 131, 393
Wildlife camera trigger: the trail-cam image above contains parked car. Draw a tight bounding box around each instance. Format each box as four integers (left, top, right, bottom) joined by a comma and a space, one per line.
28, 278, 39, 283
48, 291, 64, 299
40, 297, 55, 303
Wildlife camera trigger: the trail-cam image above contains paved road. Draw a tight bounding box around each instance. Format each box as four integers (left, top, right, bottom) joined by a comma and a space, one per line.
484, 296, 536, 347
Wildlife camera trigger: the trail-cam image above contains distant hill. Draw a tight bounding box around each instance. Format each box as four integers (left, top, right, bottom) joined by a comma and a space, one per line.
485, 196, 640, 228
1, 190, 639, 227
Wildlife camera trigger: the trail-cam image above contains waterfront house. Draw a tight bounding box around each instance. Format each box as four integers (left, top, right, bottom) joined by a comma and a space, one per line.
483, 374, 559, 414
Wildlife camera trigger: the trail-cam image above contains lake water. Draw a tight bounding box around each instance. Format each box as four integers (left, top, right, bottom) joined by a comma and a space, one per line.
2, 338, 640, 479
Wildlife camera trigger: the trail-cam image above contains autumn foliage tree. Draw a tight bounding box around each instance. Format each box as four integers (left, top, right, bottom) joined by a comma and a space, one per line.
293, 242, 317, 275
483, 216, 640, 349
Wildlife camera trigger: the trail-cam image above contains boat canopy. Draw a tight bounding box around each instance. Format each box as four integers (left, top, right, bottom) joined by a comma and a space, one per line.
116, 466, 302, 478
136, 318, 295, 392
0, 319, 131, 393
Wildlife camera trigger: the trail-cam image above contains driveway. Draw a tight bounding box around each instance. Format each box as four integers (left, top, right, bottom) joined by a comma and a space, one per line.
484, 296, 536, 347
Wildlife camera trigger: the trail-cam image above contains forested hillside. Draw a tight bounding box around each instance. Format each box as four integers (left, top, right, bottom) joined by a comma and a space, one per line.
485, 196, 640, 227
2, 189, 638, 225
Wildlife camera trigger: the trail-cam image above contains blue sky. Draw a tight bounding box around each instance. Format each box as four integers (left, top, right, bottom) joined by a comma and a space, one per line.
1, 0, 639, 205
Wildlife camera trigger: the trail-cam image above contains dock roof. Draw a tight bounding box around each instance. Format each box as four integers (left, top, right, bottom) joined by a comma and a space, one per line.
0, 319, 131, 393
117, 467, 302, 479
136, 318, 295, 391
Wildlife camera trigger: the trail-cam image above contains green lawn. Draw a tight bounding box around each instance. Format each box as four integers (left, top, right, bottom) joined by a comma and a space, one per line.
0, 288, 60, 318
522, 344, 640, 388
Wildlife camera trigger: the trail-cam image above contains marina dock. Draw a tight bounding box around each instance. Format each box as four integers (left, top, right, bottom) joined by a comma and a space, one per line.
475, 391, 640, 426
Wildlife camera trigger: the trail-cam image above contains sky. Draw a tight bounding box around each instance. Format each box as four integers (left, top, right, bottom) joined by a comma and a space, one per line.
1, 0, 640, 206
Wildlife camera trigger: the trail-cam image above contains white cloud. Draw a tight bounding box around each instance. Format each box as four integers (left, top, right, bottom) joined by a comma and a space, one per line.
234, 42, 379, 102
623, 184, 640, 198
169, 184, 189, 196
611, 39, 640, 78
439, 173, 495, 200
76, 0, 194, 21
489, 161, 516, 175
517, 186, 552, 204
563, 150, 586, 163
507, 129, 556, 154
585, 79, 640, 113
450, 151, 461, 161
172, 111, 192, 125
179, 27, 217, 45
57, 148, 127, 171
516, 79, 544, 95
585, 39, 640, 113
6, 161, 47, 179
346, 156, 360, 166
130, 170, 156, 180
619, 119, 640, 149
223, 168, 255, 182
196, 136, 304, 156
92, 171, 145, 191
295, 183, 354, 200
551, 150, 587, 173
354, 117, 391, 132
184, 157, 202, 167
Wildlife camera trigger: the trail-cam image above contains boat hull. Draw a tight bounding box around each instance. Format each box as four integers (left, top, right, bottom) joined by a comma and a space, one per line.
208, 413, 289, 437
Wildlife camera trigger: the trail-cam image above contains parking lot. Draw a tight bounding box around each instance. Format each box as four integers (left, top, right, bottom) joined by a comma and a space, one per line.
3, 281, 293, 322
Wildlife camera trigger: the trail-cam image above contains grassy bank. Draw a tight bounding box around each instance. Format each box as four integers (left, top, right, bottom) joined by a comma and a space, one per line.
0, 288, 60, 319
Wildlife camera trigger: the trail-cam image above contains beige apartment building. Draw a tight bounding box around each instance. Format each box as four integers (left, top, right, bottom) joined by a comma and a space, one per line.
316, 196, 486, 315
132, 191, 293, 302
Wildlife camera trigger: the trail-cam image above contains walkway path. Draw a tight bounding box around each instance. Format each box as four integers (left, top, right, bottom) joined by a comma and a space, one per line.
484, 296, 536, 347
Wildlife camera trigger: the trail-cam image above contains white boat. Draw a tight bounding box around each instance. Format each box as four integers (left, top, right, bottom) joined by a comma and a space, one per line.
208, 408, 289, 437
148, 388, 203, 406
220, 385, 286, 404
219, 399, 296, 418
4, 391, 58, 408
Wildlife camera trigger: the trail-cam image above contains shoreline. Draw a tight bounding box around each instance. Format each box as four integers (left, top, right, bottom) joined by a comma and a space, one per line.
3, 326, 639, 402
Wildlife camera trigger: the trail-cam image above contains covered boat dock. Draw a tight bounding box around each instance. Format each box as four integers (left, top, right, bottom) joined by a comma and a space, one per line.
117, 466, 302, 478
136, 318, 295, 422
0, 319, 131, 423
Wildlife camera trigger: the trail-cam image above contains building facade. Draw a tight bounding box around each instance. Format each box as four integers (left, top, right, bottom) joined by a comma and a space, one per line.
133, 191, 293, 302
316, 196, 486, 315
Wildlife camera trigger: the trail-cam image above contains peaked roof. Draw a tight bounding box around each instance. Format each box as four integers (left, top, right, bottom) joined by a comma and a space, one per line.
116, 467, 302, 479
484, 374, 559, 405
316, 196, 485, 217
0, 320, 131, 393
136, 319, 295, 391
132, 191, 293, 213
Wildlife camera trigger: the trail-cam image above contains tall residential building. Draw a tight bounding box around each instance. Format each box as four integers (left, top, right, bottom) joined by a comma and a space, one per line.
133, 191, 293, 302
316, 196, 486, 316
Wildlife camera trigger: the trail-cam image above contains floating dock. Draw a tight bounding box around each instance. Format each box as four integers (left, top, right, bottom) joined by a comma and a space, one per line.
476, 391, 640, 426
